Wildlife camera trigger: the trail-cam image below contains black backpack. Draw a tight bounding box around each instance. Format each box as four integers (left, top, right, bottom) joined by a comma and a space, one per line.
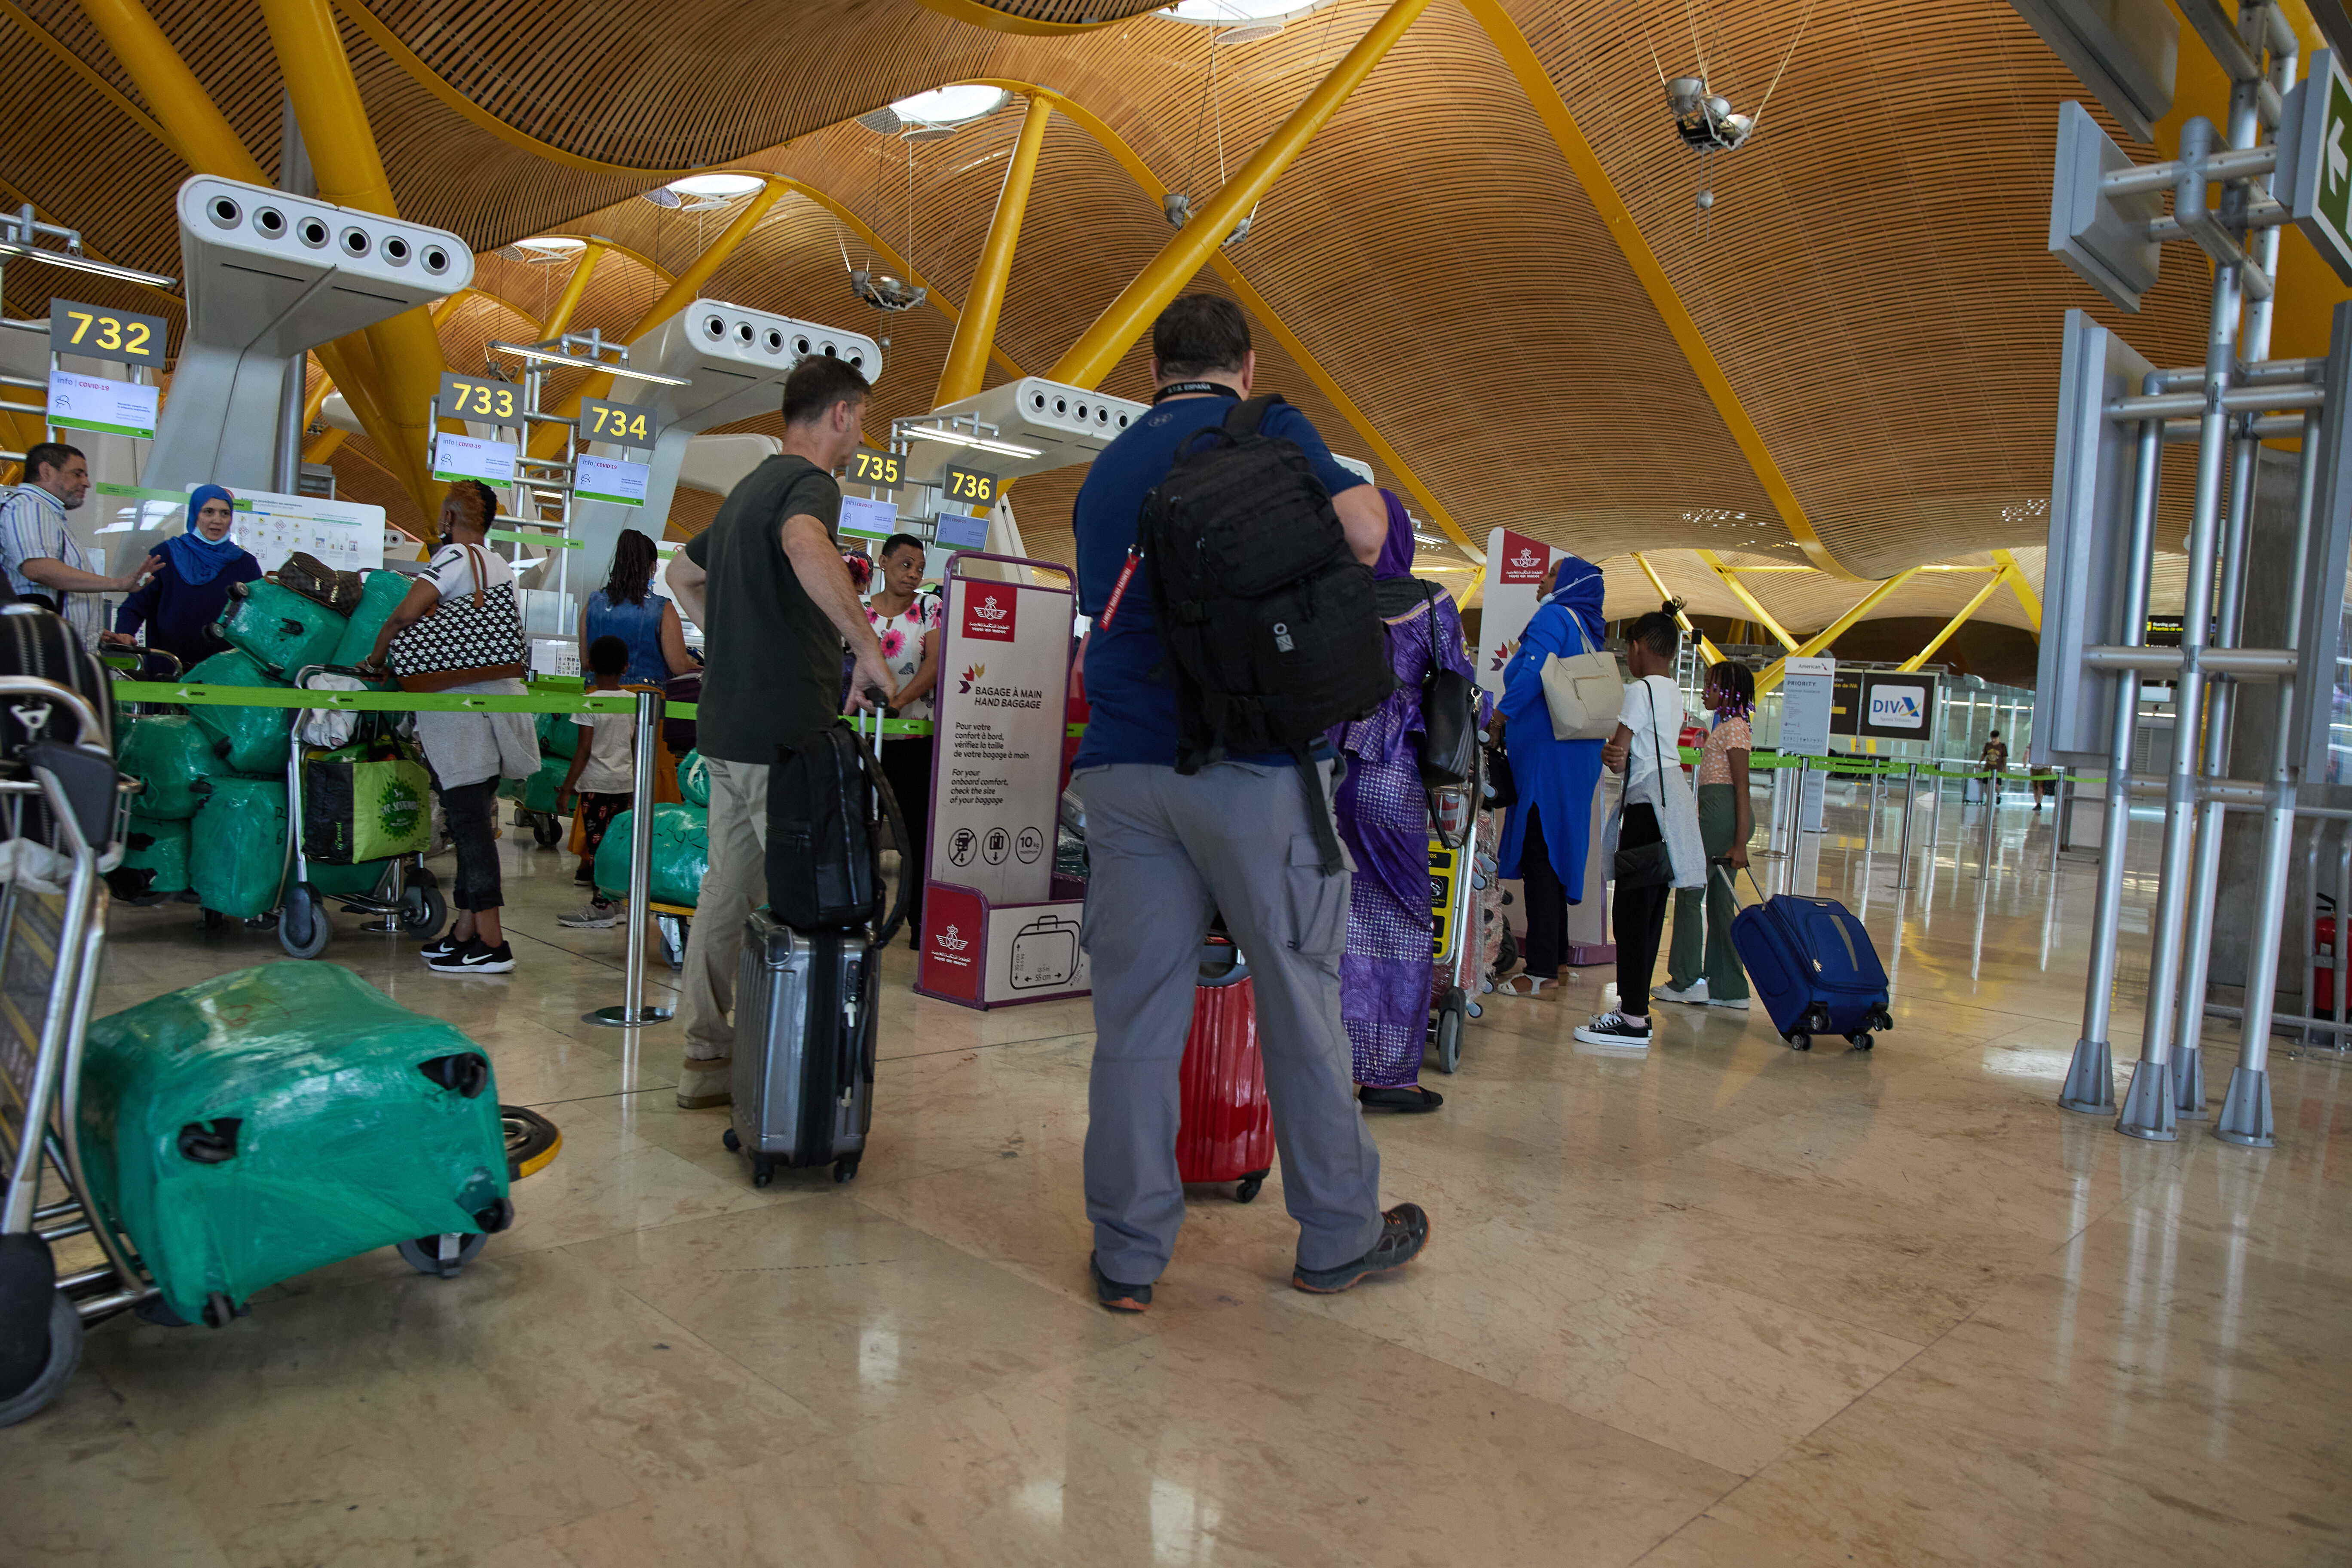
766, 721, 910, 942
1139, 395, 1393, 872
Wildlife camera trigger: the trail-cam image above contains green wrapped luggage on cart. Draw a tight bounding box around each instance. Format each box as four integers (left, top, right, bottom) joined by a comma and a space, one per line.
217, 579, 347, 678
115, 716, 223, 819
73, 963, 513, 1327
536, 709, 580, 760
112, 816, 190, 899
181, 649, 294, 774
677, 748, 709, 806
497, 753, 571, 846
594, 802, 708, 908
189, 776, 288, 919
329, 569, 415, 668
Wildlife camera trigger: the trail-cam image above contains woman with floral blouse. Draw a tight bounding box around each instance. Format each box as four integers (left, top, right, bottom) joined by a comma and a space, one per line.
864, 533, 941, 948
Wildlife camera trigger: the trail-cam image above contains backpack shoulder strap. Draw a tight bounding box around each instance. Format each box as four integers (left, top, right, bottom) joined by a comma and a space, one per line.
1225, 393, 1287, 438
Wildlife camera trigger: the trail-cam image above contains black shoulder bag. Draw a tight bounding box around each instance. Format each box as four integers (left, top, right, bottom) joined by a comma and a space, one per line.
1612, 681, 1675, 890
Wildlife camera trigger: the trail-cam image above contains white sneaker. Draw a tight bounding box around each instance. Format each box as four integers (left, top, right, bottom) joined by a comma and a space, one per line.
1708, 995, 1752, 1010
1574, 1011, 1653, 1048
1657, 978, 1709, 1005
557, 902, 621, 929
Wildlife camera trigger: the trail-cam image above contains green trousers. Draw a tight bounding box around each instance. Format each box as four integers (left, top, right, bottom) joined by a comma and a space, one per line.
1668, 782, 1749, 999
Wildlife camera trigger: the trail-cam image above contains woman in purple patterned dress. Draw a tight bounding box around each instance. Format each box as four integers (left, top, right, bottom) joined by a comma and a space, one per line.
1332, 490, 1489, 1113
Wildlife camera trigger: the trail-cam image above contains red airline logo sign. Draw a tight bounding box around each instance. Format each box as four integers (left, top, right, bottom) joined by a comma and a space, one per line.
963, 584, 1018, 642
1498, 530, 1550, 585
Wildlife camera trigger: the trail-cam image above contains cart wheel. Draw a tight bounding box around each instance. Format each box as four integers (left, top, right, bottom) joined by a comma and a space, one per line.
278, 885, 331, 959
0, 1292, 81, 1428
1850, 1033, 1875, 1052
1434, 999, 1464, 1075
1465, 999, 1483, 1021
398, 879, 447, 938
201, 1292, 241, 1328
722, 1127, 741, 1153
531, 813, 563, 848
1235, 1173, 1265, 1204
750, 1157, 774, 1188
502, 1105, 562, 1181
396, 1231, 486, 1279
1786, 1032, 1812, 1052
832, 1155, 860, 1184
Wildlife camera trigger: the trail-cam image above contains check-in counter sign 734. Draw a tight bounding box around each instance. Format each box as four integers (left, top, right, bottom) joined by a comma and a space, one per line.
579, 396, 657, 453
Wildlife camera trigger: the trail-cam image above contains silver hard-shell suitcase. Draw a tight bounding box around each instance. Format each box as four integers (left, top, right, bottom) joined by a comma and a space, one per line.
723, 910, 876, 1185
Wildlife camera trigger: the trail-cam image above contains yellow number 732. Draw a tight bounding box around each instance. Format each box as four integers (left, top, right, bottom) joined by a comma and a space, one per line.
65, 311, 150, 357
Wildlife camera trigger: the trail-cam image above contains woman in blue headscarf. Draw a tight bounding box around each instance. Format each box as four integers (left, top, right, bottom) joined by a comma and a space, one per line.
1493, 553, 1608, 998
103, 484, 261, 670
1330, 490, 1489, 1112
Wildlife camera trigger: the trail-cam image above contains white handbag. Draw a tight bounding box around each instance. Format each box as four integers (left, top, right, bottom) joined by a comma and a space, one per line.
1539, 612, 1623, 741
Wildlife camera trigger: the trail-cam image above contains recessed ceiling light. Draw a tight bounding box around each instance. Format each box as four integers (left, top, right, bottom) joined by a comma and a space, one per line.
667, 173, 766, 199
1165, 0, 1332, 33
885, 86, 1008, 130
503, 236, 585, 262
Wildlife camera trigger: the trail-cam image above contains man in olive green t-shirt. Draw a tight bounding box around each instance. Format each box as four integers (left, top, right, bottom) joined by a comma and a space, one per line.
665, 355, 892, 1107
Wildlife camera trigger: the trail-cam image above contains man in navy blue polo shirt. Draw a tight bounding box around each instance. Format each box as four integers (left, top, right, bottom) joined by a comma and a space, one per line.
1070, 295, 1429, 1311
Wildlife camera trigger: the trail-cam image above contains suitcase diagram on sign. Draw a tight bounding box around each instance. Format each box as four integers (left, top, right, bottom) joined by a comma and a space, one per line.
1009, 913, 1080, 989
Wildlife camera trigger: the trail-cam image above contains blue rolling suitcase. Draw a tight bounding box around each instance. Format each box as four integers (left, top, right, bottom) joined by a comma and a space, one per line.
1724, 870, 1893, 1051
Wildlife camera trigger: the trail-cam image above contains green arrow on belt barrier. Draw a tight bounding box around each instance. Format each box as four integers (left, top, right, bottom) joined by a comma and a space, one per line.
1698, 749, 2073, 783
487, 529, 582, 548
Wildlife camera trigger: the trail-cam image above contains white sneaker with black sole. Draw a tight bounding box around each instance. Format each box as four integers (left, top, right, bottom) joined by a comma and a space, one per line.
1574, 1010, 1653, 1048
1656, 978, 1708, 1005
426, 938, 515, 974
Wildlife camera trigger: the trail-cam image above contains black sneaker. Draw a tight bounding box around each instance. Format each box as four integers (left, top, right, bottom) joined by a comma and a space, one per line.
427, 938, 515, 974
1089, 1252, 1153, 1314
1292, 1204, 1430, 1294
1574, 1010, 1653, 1048
418, 933, 463, 961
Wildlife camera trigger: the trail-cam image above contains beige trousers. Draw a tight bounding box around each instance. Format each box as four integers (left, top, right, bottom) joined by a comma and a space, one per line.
678, 757, 769, 1062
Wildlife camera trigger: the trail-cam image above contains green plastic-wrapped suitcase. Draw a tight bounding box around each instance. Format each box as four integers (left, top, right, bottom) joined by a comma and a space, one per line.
676, 748, 710, 806
217, 579, 348, 677
594, 803, 707, 906
181, 649, 295, 774
190, 775, 288, 918
116, 715, 223, 820
331, 569, 415, 669
536, 709, 581, 760
113, 815, 190, 897
519, 752, 570, 813
301, 738, 431, 863
75, 963, 511, 1326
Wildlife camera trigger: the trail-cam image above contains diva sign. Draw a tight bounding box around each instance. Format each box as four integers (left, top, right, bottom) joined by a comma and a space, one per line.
917, 555, 1089, 1009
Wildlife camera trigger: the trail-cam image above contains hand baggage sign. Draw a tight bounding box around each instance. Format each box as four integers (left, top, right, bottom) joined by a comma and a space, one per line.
1475, 527, 1569, 695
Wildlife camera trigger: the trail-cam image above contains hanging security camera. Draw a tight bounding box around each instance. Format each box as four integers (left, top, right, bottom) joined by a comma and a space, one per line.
1651, 0, 1815, 226
850, 269, 926, 312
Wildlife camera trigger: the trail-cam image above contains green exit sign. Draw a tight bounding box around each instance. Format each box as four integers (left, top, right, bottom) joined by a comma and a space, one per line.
2281, 49, 2352, 286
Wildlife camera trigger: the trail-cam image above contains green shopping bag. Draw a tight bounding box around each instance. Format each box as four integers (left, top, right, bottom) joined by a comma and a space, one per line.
301, 739, 432, 864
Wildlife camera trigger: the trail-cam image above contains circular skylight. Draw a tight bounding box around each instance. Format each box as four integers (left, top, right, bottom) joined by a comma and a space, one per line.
505, 236, 585, 261
665, 173, 767, 199
888, 85, 1008, 128
1166, 0, 1332, 24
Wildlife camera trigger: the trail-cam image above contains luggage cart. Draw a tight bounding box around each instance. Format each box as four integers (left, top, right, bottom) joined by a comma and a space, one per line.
1426, 776, 1485, 1076
276, 666, 447, 959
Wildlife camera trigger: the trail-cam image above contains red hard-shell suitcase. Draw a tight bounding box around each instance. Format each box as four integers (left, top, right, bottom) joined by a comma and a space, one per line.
1176, 932, 1274, 1203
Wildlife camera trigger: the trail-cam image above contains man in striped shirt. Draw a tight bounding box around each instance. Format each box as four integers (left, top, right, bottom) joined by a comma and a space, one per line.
0, 443, 155, 648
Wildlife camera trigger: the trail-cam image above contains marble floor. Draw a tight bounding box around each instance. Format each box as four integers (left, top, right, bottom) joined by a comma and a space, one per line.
8, 787, 2350, 1567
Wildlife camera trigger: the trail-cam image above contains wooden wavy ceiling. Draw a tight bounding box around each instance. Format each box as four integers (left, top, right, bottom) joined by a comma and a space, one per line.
0, 0, 2232, 597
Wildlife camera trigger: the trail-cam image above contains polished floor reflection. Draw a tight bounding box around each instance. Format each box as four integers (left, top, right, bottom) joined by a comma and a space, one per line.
9, 786, 2349, 1567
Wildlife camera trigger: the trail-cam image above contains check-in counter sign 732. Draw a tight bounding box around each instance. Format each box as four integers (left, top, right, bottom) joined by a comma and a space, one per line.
438, 371, 519, 423
848, 449, 902, 489
579, 396, 656, 453
944, 465, 996, 507
49, 300, 165, 366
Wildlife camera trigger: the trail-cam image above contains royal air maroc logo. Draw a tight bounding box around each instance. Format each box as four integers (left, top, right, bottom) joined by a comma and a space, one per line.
937, 923, 971, 953
959, 663, 985, 695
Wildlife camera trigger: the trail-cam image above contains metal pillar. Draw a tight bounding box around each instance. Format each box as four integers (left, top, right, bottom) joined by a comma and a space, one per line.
588, 688, 673, 1027
1896, 763, 1918, 888
2062, 392, 2162, 1116
2220, 404, 2322, 1145
2122, 116, 2242, 1142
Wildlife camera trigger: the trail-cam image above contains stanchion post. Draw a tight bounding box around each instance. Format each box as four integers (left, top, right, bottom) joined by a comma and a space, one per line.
1896, 763, 1918, 888
586, 687, 673, 1028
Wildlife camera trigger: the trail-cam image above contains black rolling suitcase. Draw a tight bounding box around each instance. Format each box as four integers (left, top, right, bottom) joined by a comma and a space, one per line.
725, 712, 908, 1186
0, 603, 115, 850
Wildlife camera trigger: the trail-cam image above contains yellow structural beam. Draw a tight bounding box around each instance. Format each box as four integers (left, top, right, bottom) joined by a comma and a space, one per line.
305, 291, 483, 469
1631, 552, 1723, 664
1990, 548, 2041, 634
526, 180, 787, 461
1898, 570, 2006, 673
1049, 0, 1437, 388
935, 95, 1053, 408
1755, 569, 1923, 695
1460, 0, 1858, 580
1693, 549, 1798, 649
540, 240, 608, 340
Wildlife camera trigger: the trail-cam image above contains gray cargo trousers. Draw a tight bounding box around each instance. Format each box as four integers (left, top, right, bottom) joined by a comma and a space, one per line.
1072, 760, 1386, 1282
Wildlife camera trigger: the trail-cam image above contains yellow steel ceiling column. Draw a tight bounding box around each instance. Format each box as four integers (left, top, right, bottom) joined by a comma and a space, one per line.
935, 95, 1053, 408
1631, 552, 1722, 664
306, 291, 476, 468
74, 0, 407, 487
1897, 571, 2005, 673
1991, 548, 2042, 634
541, 240, 608, 340
256, 0, 446, 507
1048, 0, 1437, 388
527, 180, 787, 461
1755, 569, 1922, 694
1693, 549, 1798, 650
